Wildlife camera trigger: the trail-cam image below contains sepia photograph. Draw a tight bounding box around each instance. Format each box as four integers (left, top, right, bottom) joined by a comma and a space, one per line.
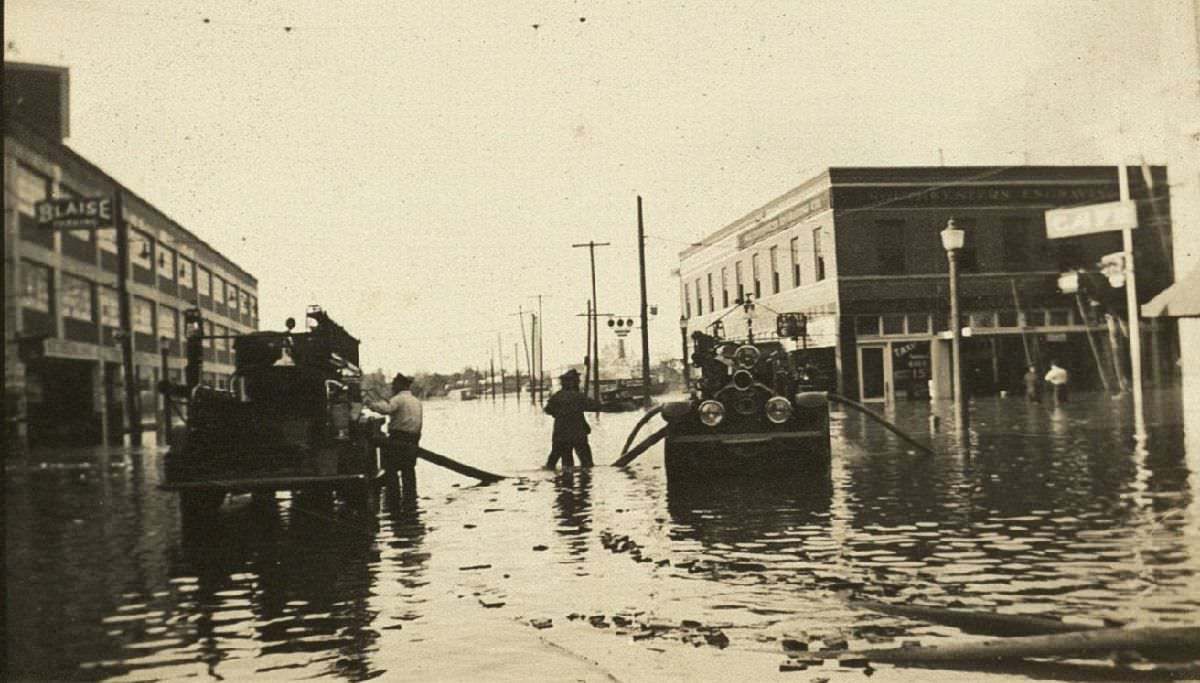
4, 1, 1199, 680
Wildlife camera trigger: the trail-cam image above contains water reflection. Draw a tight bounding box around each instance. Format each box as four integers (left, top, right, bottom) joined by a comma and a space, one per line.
5, 391, 1199, 679
553, 468, 593, 563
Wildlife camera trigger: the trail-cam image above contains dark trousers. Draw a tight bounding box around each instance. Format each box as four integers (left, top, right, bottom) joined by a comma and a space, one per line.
383, 431, 420, 499
1052, 384, 1069, 404
545, 438, 593, 469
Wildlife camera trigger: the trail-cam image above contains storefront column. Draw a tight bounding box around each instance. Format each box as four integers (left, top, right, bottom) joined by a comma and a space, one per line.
930, 337, 953, 400
94, 357, 108, 446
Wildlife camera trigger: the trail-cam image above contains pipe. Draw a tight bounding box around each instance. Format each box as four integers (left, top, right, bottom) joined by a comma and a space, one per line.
612, 425, 669, 467
811, 625, 1200, 664
827, 393, 935, 456
415, 447, 506, 483
852, 600, 1102, 637
619, 405, 664, 456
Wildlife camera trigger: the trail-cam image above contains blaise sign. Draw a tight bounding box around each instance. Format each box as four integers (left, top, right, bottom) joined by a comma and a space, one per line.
35, 196, 114, 230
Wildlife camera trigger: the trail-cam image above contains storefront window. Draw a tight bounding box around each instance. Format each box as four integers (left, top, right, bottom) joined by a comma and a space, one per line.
158, 305, 179, 340
130, 229, 154, 270
970, 311, 996, 328
177, 256, 194, 288
906, 313, 929, 334
157, 245, 175, 279
15, 163, 49, 214
197, 266, 211, 297
133, 297, 155, 334
856, 315, 880, 336
61, 273, 94, 321
99, 287, 120, 327
882, 314, 905, 335
21, 261, 52, 312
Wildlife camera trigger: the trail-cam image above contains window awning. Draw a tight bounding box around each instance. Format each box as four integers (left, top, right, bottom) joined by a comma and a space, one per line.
1142, 266, 1200, 318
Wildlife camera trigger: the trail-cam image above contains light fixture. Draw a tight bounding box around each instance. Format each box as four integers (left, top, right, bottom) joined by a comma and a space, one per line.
940, 218, 965, 252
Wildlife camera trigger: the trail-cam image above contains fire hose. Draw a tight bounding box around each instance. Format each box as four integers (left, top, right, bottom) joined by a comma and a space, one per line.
611, 392, 934, 468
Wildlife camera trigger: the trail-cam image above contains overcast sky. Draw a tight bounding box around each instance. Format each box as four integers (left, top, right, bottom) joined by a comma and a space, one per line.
5, 0, 1179, 375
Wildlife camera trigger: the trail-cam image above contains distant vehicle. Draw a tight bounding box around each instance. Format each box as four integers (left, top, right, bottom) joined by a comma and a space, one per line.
659, 325, 831, 481
161, 306, 383, 518
448, 388, 478, 401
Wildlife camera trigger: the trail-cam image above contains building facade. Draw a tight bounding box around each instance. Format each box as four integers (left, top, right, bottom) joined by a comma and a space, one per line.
679, 167, 1175, 402
5, 65, 259, 449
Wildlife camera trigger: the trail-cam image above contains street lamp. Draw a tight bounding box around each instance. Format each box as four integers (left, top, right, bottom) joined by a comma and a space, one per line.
941, 219, 968, 431
679, 316, 691, 391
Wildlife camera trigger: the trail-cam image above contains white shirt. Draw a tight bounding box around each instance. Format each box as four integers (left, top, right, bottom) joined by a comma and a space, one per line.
1044, 366, 1069, 386
368, 390, 423, 435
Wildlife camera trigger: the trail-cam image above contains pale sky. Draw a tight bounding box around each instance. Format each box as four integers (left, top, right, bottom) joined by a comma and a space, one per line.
4, 0, 1180, 375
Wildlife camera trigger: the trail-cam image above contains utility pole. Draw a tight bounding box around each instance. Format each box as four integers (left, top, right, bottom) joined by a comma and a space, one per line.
1119, 164, 1146, 438
514, 342, 522, 401
497, 332, 506, 400
114, 190, 141, 446
490, 354, 496, 401
583, 300, 592, 398
513, 306, 532, 399
529, 313, 538, 404
530, 294, 548, 404
637, 196, 652, 408
571, 240, 610, 404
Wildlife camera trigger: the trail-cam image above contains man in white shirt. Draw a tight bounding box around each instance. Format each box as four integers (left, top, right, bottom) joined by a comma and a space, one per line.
1043, 360, 1069, 404
367, 372, 423, 499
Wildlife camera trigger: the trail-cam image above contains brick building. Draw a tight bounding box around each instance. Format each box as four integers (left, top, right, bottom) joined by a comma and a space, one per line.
4, 63, 259, 449
679, 166, 1175, 402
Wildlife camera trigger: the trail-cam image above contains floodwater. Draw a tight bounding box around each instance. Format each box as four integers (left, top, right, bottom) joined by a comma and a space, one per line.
6, 390, 1200, 681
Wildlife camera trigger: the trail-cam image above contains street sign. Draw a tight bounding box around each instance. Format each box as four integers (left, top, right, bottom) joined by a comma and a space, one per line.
1044, 200, 1137, 240
35, 196, 113, 230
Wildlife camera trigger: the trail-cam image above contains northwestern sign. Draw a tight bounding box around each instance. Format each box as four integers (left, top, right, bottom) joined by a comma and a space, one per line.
1045, 200, 1137, 240
35, 196, 113, 230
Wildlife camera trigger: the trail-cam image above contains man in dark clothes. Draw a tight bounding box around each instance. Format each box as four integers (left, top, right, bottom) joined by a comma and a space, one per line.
543, 368, 601, 469
1023, 364, 1041, 403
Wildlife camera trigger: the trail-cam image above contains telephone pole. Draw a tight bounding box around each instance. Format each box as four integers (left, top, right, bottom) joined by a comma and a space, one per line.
529, 294, 549, 403
571, 240, 610, 403
513, 307, 533, 399
637, 196, 652, 408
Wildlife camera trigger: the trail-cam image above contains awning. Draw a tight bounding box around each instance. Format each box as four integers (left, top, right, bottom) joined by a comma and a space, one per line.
1142, 266, 1200, 318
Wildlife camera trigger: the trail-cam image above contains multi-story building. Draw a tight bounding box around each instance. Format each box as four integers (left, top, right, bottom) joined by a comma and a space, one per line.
679, 167, 1175, 403
4, 63, 259, 449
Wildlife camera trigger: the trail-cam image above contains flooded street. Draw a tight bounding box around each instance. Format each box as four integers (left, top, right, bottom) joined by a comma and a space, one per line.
6, 392, 1200, 681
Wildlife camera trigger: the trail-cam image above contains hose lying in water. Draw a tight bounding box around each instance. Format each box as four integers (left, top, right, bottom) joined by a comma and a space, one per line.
826, 393, 935, 456
611, 426, 670, 468
415, 447, 506, 483
619, 405, 664, 457
810, 625, 1200, 664
852, 599, 1104, 637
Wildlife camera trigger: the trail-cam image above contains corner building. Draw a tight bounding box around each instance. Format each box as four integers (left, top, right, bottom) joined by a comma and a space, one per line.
679, 167, 1175, 403
4, 63, 259, 449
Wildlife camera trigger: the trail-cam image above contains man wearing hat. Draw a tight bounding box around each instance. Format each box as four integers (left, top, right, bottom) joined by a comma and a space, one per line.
543, 368, 600, 469
366, 372, 423, 497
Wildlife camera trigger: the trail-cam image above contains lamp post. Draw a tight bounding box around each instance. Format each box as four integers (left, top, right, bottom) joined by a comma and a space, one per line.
679, 316, 691, 391
941, 219, 968, 431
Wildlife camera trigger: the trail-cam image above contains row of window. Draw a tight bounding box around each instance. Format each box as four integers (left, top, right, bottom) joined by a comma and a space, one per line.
19, 259, 242, 348
684, 227, 828, 317
13, 161, 258, 320
854, 308, 1081, 338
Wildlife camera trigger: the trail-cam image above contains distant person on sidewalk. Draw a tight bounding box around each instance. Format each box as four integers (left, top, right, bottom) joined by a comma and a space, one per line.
543, 369, 600, 469
1044, 360, 1070, 404
366, 372, 423, 497
1023, 364, 1042, 403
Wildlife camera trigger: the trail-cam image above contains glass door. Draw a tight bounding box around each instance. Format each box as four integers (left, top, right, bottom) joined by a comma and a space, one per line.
858, 345, 889, 402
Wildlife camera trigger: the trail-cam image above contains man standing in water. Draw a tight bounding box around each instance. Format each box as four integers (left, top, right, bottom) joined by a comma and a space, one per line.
544, 368, 600, 469
1044, 360, 1070, 405
367, 372, 423, 498
1023, 364, 1042, 403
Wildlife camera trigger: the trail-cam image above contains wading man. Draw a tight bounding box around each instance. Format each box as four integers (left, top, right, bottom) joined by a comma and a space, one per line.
367, 372, 423, 499
543, 368, 600, 469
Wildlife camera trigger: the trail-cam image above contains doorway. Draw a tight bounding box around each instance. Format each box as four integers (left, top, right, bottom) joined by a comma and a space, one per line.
858, 345, 889, 402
